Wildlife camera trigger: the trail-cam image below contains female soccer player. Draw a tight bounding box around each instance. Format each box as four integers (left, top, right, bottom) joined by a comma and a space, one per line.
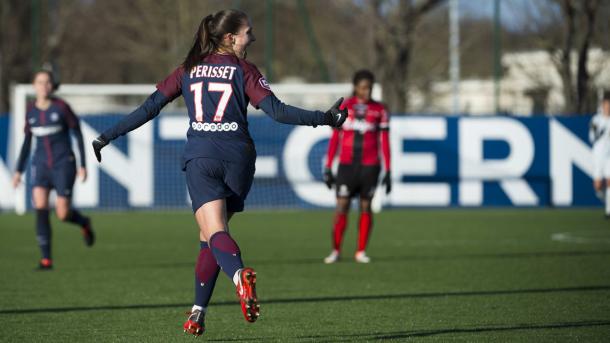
323, 70, 391, 264
91, 9, 347, 337
12, 70, 94, 270
589, 92, 610, 218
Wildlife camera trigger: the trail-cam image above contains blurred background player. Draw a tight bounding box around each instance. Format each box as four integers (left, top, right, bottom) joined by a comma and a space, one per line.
12, 70, 94, 270
589, 92, 610, 218
91, 9, 347, 337
323, 70, 391, 264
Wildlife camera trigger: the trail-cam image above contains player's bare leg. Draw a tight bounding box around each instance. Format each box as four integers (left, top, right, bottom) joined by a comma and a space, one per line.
325, 197, 350, 264
355, 197, 372, 263
594, 179, 604, 200
56, 196, 94, 247
194, 200, 259, 324
33, 187, 52, 269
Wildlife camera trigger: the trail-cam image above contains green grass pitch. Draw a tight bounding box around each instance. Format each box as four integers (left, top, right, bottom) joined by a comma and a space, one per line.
1, 209, 609, 342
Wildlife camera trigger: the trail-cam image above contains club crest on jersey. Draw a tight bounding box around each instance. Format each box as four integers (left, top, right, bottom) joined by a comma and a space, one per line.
50, 112, 59, 122
259, 77, 271, 91
28, 118, 36, 124
354, 104, 368, 118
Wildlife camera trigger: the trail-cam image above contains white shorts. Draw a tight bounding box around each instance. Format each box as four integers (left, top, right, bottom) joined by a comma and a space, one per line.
593, 155, 610, 179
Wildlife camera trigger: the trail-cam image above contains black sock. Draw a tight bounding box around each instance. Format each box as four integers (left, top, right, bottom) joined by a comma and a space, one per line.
36, 209, 51, 259
65, 209, 89, 227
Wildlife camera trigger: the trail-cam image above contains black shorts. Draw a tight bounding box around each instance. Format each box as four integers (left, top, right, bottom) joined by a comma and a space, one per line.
31, 159, 76, 198
335, 164, 381, 199
185, 157, 255, 213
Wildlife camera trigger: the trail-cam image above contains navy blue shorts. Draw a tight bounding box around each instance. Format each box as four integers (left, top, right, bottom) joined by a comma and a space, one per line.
185, 157, 255, 213
31, 159, 77, 198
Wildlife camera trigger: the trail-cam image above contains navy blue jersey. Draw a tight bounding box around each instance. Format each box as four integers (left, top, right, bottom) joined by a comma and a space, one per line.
16, 98, 86, 172
157, 53, 273, 166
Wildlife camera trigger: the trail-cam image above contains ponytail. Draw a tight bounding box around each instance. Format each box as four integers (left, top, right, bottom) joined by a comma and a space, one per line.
182, 10, 249, 72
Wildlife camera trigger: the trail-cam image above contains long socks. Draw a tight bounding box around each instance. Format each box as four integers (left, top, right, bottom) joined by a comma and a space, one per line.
193, 241, 220, 311
209, 232, 244, 284
36, 209, 51, 259
357, 212, 372, 252
65, 209, 89, 227
332, 213, 348, 251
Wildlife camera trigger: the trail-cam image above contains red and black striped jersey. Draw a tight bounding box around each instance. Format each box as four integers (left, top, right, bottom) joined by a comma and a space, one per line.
325, 96, 391, 170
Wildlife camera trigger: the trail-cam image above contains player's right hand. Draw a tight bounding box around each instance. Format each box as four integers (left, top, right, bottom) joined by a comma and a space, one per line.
325, 97, 348, 128
323, 167, 335, 189
92, 135, 109, 163
12, 172, 22, 188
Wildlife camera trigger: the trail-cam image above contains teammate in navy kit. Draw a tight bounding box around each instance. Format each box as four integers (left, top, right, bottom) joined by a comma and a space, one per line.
91, 9, 347, 337
12, 70, 94, 270
323, 70, 391, 264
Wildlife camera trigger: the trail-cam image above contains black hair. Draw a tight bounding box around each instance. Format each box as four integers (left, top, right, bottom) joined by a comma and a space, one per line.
352, 69, 375, 87
183, 9, 249, 72
603, 91, 610, 102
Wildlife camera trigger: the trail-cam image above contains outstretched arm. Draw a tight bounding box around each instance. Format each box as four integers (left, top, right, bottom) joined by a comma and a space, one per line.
258, 95, 347, 127
101, 90, 169, 141
93, 90, 169, 162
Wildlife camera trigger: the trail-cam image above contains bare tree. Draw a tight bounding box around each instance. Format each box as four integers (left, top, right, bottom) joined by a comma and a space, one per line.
516, 0, 602, 114
368, 0, 445, 113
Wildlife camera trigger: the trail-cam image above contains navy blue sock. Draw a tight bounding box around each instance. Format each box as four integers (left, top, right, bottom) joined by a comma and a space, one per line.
36, 209, 51, 259
65, 209, 89, 227
194, 241, 220, 308
209, 232, 244, 281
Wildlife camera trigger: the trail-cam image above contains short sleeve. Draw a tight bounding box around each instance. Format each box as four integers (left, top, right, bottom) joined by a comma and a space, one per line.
379, 104, 390, 130
243, 63, 273, 108
156, 66, 185, 102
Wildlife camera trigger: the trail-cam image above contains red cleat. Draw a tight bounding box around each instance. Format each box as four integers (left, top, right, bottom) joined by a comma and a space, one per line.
236, 267, 260, 323
37, 258, 53, 270
183, 309, 205, 337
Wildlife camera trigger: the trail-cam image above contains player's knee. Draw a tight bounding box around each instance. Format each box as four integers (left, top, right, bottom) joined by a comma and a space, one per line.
56, 208, 69, 221
359, 199, 372, 213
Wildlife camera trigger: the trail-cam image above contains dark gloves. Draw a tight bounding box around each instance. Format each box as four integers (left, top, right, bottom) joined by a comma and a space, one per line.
382, 172, 392, 194
323, 167, 335, 189
325, 97, 348, 128
92, 135, 109, 162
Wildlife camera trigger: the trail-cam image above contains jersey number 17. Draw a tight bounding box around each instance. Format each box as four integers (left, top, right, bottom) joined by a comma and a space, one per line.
190, 81, 233, 122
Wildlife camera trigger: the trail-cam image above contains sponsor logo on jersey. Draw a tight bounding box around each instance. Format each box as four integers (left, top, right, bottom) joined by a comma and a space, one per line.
191, 121, 239, 132
259, 77, 271, 91
343, 118, 376, 133
31, 125, 63, 136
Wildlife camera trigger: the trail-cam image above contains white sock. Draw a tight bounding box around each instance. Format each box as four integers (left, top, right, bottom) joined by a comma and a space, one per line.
191, 305, 205, 313
606, 188, 610, 215
232, 269, 242, 286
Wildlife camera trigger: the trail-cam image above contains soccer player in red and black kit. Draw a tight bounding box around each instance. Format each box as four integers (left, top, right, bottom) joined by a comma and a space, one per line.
12, 70, 94, 270
323, 70, 391, 264
91, 9, 347, 337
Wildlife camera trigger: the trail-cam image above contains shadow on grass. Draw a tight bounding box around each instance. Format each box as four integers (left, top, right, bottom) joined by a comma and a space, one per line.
141, 249, 610, 269
1, 285, 609, 315
292, 320, 610, 342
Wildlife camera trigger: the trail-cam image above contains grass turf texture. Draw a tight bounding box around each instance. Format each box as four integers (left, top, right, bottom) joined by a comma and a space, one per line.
0, 209, 609, 342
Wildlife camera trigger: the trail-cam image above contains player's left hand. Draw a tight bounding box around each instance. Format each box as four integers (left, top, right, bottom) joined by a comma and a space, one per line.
92, 135, 109, 162
323, 167, 335, 189
78, 167, 87, 182
382, 172, 392, 194
325, 97, 348, 128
